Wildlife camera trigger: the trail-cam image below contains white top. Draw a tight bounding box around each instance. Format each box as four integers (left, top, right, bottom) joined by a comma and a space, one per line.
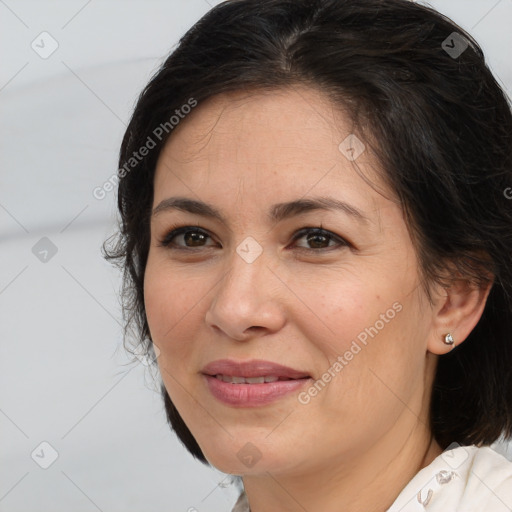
231, 444, 512, 511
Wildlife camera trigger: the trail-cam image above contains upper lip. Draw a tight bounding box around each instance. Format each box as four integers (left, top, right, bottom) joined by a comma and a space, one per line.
201, 359, 311, 379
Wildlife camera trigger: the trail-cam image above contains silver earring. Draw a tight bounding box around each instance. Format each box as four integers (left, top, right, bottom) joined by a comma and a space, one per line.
444, 333, 455, 345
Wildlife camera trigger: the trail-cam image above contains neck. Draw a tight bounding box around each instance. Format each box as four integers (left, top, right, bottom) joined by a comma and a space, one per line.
241, 411, 442, 512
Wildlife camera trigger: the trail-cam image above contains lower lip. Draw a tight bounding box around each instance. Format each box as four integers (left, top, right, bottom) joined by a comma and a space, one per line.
203, 375, 311, 407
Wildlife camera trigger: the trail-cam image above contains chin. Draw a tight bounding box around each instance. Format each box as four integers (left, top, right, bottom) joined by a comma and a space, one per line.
200, 435, 293, 476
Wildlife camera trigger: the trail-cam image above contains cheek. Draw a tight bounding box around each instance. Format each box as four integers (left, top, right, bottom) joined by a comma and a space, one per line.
143, 258, 206, 347
294, 271, 383, 356
297, 268, 425, 402
143, 261, 208, 410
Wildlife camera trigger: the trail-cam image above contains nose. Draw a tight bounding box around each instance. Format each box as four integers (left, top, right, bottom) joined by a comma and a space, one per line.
204, 246, 287, 341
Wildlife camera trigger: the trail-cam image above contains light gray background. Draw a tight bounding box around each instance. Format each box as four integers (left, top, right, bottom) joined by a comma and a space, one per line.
1, 1, 511, 511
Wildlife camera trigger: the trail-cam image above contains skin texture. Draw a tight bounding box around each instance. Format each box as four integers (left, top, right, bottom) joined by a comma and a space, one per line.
144, 86, 492, 512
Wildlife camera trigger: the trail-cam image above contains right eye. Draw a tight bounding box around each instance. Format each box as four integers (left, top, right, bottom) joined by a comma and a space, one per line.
158, 224, 218, 250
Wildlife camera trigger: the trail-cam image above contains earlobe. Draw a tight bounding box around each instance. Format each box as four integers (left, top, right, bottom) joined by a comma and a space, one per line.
426, 277, 494, 355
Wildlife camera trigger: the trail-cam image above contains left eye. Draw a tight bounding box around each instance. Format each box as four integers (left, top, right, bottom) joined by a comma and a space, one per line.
291, 227, 347, 251
158, 225, 347, 252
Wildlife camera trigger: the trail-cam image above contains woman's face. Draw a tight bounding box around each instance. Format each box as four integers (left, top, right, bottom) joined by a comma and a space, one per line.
144, 87, 438, 476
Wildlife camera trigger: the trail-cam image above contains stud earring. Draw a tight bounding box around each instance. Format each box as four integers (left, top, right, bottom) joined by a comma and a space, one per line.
443, 333, 455, 345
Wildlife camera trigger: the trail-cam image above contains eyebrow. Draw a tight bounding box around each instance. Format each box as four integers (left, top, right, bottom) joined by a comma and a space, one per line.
151, 196, 370, 225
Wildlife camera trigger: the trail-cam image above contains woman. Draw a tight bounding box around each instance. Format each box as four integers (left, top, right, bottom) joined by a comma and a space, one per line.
104, 0, 512, 510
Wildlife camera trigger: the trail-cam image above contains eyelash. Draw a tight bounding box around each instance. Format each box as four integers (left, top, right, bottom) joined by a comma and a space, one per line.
157, 223, 349, 254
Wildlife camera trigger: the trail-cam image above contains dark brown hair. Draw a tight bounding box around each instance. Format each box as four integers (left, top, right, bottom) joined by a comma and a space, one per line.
104, 0, 512, 464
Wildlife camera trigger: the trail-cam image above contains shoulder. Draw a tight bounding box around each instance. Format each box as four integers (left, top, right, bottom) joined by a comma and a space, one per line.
459, 445, 512, 510
388, 444, 512, 512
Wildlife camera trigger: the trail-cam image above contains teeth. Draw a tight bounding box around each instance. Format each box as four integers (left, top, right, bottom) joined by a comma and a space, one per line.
246, 376, 266, 384
215, 375, 281, 384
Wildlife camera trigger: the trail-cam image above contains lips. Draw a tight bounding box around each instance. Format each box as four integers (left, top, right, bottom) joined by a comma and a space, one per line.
201, 359, 311, 380
201, 359, 312, 407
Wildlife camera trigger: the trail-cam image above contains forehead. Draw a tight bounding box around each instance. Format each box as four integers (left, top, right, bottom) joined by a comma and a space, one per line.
153, 87, 393, 226
159, 87, 355, 165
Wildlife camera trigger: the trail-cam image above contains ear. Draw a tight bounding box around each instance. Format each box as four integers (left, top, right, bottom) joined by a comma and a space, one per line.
427, 276, 494, 355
